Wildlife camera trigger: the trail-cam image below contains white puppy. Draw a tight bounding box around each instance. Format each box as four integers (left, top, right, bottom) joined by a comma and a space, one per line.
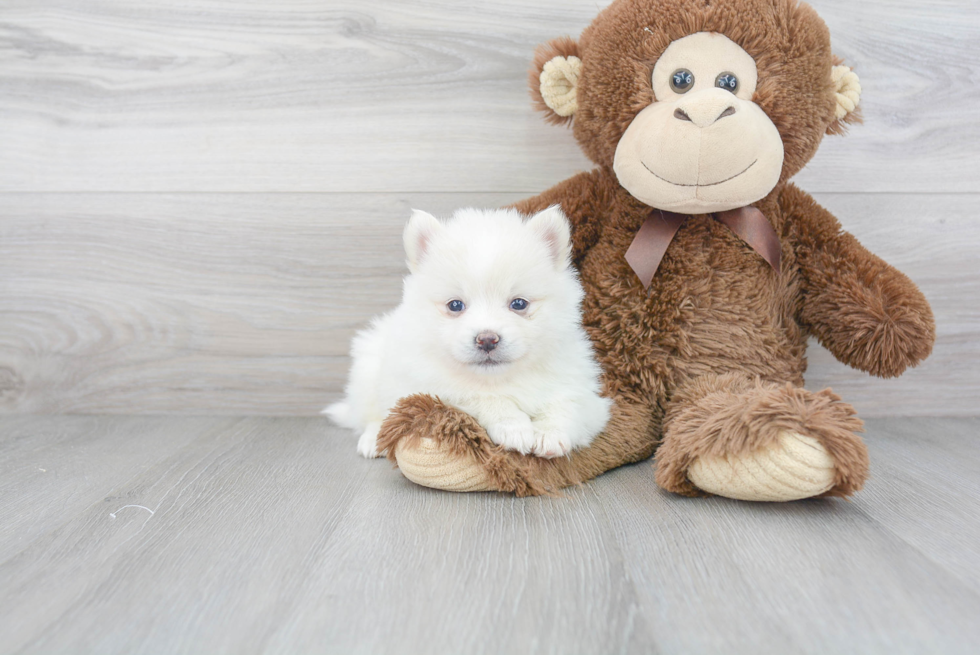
325, 206, 611, 459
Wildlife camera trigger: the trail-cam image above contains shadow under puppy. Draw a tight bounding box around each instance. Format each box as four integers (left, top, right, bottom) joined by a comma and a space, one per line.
326, 206, 611, 460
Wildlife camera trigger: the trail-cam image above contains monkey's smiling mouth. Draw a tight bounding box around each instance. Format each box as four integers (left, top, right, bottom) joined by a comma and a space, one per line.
641, 159, 758, 187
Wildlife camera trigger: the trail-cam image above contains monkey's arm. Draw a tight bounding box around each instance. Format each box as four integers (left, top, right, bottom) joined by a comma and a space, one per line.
509, 169, 610, 264
783, 184, 934, 378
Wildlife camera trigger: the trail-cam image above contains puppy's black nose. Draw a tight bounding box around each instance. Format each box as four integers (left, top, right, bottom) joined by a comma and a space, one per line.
476, 332, 500, 352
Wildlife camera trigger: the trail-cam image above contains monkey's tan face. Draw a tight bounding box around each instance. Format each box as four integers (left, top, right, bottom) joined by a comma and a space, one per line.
613, 32, 784, 214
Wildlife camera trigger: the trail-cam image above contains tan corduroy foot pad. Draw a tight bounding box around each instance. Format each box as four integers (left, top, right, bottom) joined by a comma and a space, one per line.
687, 432, 836, 502
394, 438, 493, 492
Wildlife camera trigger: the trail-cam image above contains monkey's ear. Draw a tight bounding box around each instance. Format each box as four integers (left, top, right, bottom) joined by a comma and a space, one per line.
529, 36, 581, 126
827, 61, 862, 135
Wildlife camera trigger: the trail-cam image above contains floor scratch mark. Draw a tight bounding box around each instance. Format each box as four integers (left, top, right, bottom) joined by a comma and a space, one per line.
109, 505, 155, 519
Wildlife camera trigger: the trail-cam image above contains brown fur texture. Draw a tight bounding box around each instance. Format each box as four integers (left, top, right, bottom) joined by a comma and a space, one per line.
381, 0, 935, 499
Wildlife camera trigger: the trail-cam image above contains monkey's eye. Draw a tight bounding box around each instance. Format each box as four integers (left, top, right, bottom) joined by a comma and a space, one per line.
715, 72, 739, 93
447, 300, 465, 313
669, 69, 694, 94
509, 298, 529, 312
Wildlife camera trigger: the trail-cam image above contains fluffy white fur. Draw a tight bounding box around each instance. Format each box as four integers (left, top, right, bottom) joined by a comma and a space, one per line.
325, 206, 612, 459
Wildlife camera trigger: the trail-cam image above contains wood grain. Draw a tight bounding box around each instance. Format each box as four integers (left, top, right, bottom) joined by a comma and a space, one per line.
0, 415, 236, 563
0, 192, 973, 417
0, 0, 977, 194
857, 418, 980, 592
0, 416, 977, 653
0, 417, 370, 654
600, 456, 980, 654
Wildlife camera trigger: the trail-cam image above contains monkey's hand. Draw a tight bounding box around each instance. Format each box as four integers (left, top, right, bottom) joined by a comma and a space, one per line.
786, 185, 935, 378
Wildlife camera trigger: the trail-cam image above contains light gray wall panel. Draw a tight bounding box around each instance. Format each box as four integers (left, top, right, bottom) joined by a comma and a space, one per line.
0, 192, 972, 416
0, 0, 976, 193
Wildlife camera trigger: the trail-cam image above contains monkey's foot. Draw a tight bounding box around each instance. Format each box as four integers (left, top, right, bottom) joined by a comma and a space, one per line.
687, 432, 836, 501
393, 437, 492, 492
656, 375, 869, 501
377, 394, 560, 497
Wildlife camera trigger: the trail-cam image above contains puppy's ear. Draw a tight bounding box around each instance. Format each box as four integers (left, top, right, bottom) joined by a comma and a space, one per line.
403, 209, 442, 273
526, 205, 572, 269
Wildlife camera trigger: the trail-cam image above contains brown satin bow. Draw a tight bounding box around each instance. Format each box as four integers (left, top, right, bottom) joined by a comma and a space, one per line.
624, 206, 781, 289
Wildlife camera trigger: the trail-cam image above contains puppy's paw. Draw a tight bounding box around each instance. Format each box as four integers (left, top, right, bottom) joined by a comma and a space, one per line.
485, 417, 536, 455
531, 429, 572, 459
356, 422, 383, 459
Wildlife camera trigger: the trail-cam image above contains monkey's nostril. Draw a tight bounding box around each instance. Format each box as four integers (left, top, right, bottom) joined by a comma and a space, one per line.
673, 108, 692, 122
718, 106, 737, 120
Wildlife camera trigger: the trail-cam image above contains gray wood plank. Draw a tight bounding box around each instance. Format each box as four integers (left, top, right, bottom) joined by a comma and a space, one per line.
0, 192, 416, 415
0, 415, 236, 563
1, 416, 978, 654
0, 0, 976, 194
579, 419, 980, 654
0, 194, 980, 416
855, 417, 980, 592
1, 192, 973, 417
264, 473, 652, 654
0, 417, 368, 655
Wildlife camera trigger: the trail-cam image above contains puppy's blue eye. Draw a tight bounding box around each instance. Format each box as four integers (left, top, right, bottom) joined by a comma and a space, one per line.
509, 298, 529, 311
447, 300, 465, 312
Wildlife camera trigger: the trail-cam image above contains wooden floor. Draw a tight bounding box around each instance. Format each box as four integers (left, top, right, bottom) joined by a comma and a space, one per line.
1, 415, 978, 654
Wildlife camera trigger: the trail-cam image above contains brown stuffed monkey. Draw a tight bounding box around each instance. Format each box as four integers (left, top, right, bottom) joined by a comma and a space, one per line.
376, 0, 935, 501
